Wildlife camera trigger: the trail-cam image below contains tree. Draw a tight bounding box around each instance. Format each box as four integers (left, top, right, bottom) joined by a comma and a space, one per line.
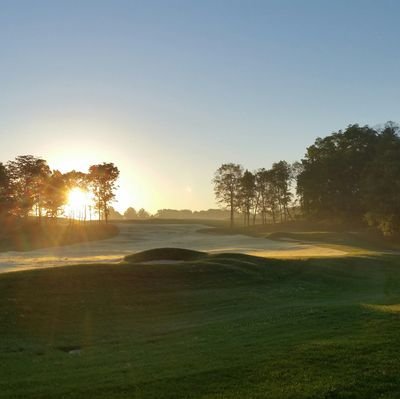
137, 208, 150, 219
239, 170, 255, 226
0, 163, 12, 219
108, 206, 124, 220
297, 124, 377, 223
6, 155, 51, 220
43, 170, 68, 220
88, 163, 119, 223
361, 122, 400, 235
213, 163, 243, 227
271, 161, 293, 222
124, 207, 137, 219
63, 170, 88, 191
254, 168, 275, 224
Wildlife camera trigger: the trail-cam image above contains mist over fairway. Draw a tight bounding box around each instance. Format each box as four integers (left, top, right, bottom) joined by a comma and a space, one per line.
0, 223, 346, 273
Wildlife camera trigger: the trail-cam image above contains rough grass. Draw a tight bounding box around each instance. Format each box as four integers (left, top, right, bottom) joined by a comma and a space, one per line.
0, 221, 119, 252
2, 252, 400, 397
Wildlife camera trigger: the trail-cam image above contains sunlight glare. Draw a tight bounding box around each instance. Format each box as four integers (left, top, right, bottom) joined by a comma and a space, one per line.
65, 187, 92, 220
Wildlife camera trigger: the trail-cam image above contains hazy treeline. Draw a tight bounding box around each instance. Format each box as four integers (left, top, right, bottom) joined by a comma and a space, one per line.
154, 208, 233, 219
214, 161, 296, 227
109, 207, 233, 220
108, 206, 151, 220
0, 155, 119, 223
215, 121, 400, 236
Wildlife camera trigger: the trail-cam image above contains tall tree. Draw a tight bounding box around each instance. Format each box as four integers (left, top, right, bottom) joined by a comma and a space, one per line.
240, 170, 255, 226
254, 168, 276, 224
271, 161, 293, 222
43, 170, 68, 220
297, 124, 377, 223
361, 122, 400, 235
213, 163, 243, 228
0, 163, 12, 219
88, 163, 119, 223
6, 155, 51, 220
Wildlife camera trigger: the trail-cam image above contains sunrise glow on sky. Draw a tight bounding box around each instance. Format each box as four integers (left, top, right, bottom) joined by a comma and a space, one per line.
2, 1, 400, 212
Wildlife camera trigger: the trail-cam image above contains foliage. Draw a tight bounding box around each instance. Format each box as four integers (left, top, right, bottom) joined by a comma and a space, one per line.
213, 163, 243, 227
214, 162, 295, 226
0, 155, 120, 224
297, 122, 400, 234
43, 170, 68, 218
0, 162, 13, 218
6, 155, 51, 219
84, 163, 119, 223
124, 206, 138, 219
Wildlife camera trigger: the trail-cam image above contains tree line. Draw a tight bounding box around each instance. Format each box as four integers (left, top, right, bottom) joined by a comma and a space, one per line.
297, 122, 400, 236
110, 207, 234, 220
214, 161, 296, 227
214, 121, 400, 236
0, 155, 119, 223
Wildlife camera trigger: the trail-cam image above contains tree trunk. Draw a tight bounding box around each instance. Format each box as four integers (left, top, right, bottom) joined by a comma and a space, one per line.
230, 196, 234, 228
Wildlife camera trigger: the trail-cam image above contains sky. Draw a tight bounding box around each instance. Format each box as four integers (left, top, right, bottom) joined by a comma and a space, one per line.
1, 0, 400, 213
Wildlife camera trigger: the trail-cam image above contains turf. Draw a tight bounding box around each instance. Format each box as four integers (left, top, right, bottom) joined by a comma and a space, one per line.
2, 252, 400, 398
124, 247, 207, 263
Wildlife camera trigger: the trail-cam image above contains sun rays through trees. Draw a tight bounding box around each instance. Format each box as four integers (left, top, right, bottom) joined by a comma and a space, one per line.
0, 156, 120, 224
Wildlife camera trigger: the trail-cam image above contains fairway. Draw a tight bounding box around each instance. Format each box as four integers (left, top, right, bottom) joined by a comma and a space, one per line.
0, 223, 346, 274
1, 252, 400, 398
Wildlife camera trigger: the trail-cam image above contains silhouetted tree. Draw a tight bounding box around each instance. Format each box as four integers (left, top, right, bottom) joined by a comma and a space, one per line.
88, 163, 120, 223
43, 170, 68, 220
0, 162, 12, 219
7, 155, 51, 220
239, 170, 255, 226
64, 170, 88, 191
297, 124, 377, 223
361, 122, 400, 235
271, 161, 293, 222
213, 163, 243, 227
254, 168, 275, 224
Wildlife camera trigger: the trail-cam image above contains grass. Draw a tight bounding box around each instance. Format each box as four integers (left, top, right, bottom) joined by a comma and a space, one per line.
200, 220, 400, 254
124, 248, 207, 263
0, 220, 119, 252
2, 250, 400, 398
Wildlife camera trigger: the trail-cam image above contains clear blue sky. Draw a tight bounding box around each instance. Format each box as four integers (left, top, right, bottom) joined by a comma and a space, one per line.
1, 0, 399, 212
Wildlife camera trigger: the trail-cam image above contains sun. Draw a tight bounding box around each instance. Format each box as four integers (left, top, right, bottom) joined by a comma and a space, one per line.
65, 187, 92, 220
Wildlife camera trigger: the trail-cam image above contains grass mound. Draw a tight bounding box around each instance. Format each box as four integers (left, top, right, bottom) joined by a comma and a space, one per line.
124, 247, 207, 263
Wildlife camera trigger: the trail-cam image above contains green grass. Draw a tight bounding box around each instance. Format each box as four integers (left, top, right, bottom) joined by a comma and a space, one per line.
2, 251, 400, 397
